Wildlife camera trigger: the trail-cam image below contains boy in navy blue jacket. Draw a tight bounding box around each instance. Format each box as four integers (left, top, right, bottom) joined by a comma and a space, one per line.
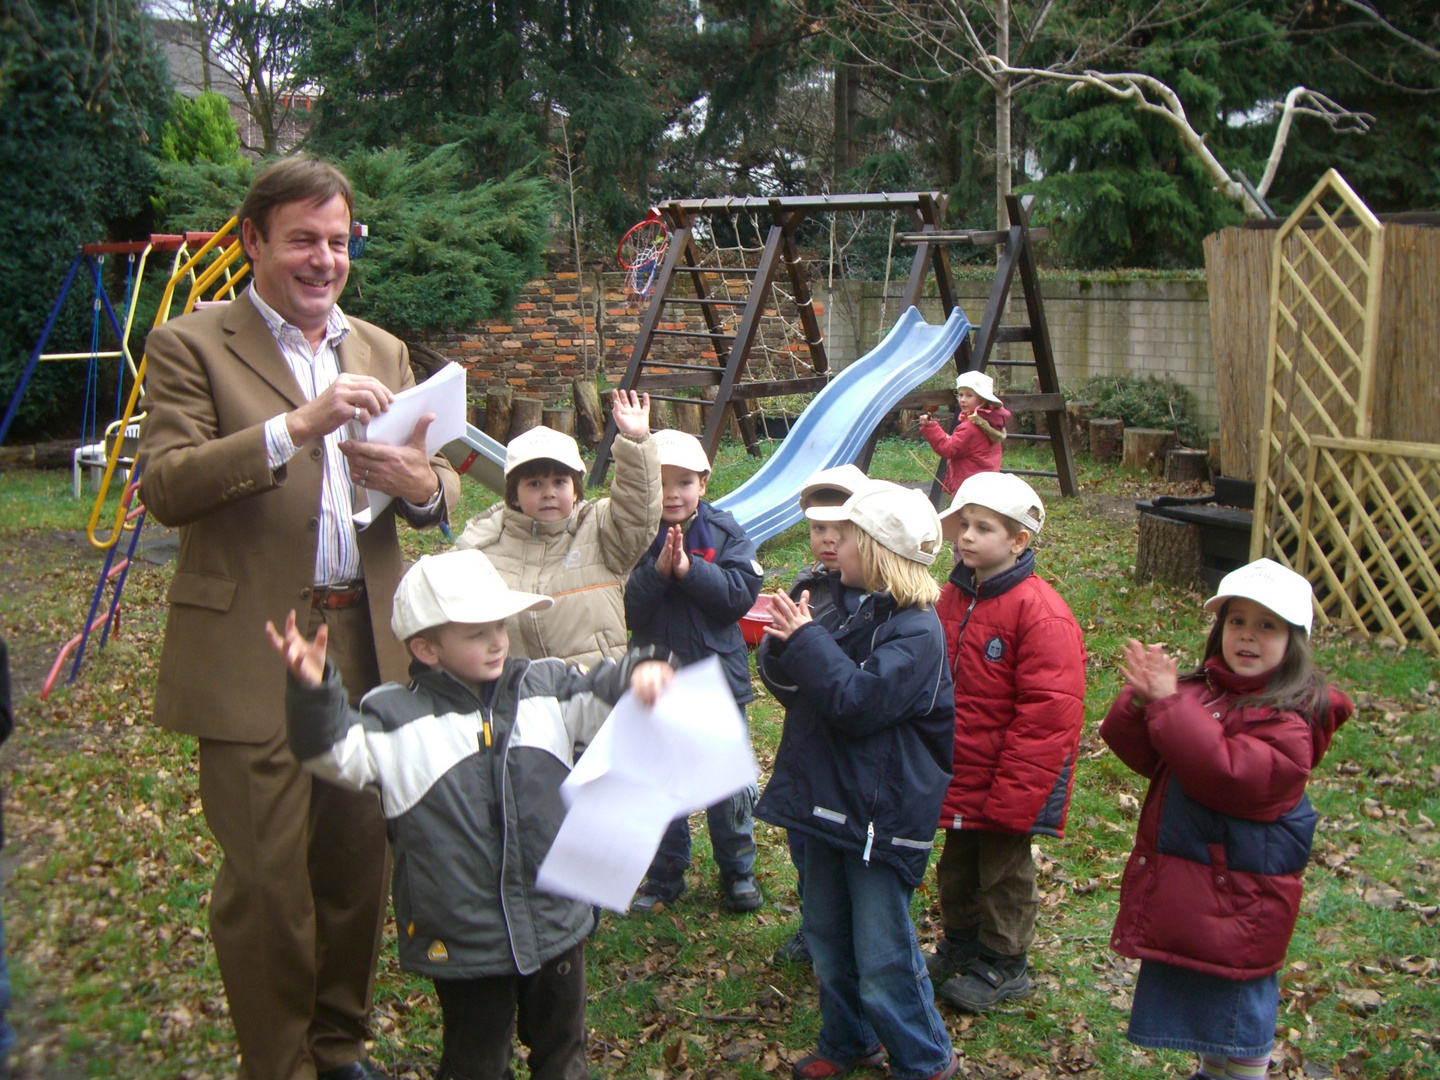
625, 430, 764, 914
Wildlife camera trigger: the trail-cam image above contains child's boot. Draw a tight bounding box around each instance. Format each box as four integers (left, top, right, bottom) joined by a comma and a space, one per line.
936, 948, 1030, 1012
925, 927, 979, 984
773, 928, 811, 966
629, 876, 687, 915
721, 873, 763, 913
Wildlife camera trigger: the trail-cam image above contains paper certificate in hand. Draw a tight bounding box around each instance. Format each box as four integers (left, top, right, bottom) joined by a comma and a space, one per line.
353, 361, 467, 527
536, 658, 759, 911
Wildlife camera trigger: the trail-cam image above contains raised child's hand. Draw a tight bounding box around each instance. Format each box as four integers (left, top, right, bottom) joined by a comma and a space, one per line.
918, 412, 932, 425
265, 610, 328, 687
763, 589, 812, 642
1118, 638, 1178, 706
655, 525, 675, 577
611, 390, 652, 437
629, 660, 676, 706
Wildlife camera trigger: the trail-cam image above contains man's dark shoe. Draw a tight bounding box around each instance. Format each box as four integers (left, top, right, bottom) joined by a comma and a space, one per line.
924, 931, 979, 985
318, 1063, 393, 1080
773, 928, 812, 966
792, 1046, 885, 1079
630, 877, 687, 915
936, 952, 1031, 1013
721, 873, 764, 913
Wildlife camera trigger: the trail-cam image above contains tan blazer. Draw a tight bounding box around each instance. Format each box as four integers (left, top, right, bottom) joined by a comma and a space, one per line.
138, 293, 460, 743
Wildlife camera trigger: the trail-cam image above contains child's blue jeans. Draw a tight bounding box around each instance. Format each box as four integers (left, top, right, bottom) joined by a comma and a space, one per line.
803, 838, 952, 1080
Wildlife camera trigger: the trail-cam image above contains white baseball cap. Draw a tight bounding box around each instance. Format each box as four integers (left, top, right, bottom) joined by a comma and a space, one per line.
1203, 558, 1315, 635
806, 482, 943, 566
799, 464, 875, 510
939, 472, 1045, 541
651, 429, 711, 474
391, 550, 552, 641
956, 370, 1002, 404
504, 426, 585, 476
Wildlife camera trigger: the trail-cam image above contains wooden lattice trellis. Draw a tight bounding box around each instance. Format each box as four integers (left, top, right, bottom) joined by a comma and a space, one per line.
1252, 169, 1440, 651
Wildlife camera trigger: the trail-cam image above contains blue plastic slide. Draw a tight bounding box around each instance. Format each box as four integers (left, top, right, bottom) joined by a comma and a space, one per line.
442, 423, 508, 495
714, 305, 972, 545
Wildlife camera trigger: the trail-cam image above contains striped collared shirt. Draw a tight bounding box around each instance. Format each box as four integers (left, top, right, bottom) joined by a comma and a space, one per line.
253, 286, 364, 587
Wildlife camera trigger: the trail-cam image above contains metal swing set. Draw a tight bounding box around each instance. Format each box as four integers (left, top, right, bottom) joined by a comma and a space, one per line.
2, 223, 253, 696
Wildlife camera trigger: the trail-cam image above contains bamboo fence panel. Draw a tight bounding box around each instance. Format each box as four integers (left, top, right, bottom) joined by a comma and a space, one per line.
1371, 225, 1440, 446
1204, 227, 1270, 481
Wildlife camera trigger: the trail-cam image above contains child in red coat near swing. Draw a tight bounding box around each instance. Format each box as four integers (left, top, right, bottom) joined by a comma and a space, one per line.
1100, 559, 1353, 1080
918, 370, 1010, 496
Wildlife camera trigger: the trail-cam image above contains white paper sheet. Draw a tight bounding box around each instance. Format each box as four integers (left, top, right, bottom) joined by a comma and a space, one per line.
536, 658, 759, 911
353, 361, 467, 527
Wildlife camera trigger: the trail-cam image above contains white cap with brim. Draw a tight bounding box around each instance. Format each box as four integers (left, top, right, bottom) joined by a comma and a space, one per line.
799, 463, 875, 510
1203, 558, 1315, 635
504, 426, 585, 476
955, 370, 1002, 404
651, 429, 711, 474
392, 550, 552, 641
806, 482, 943, 566
939, 472, 1045, 542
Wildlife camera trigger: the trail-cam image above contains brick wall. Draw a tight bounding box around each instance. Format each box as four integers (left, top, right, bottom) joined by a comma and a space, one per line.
435, 255, 1218, 432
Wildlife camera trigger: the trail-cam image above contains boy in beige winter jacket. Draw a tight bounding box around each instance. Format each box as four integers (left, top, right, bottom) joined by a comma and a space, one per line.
454, 390, 661, 669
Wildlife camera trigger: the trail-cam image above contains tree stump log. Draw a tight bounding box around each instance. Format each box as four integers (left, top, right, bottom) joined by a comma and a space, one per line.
1089, 418, 1123, 464
572, 379, 604, 446
1207, 433, 1223, 477
1165, 448, 1210, 483
1066, 401, 1095, 454
542, 407, 575, 437
508, 396, 544, 439
648, 399, 672, 431
1122, 427, 1176, 475
1135, 512, 1203, 586
1031, 411, 1050, 438
673, 400, 705, 436
468, 401, 485, 431
484, 388, 512, 443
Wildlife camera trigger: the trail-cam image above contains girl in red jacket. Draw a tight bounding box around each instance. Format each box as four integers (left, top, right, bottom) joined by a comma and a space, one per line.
1100, 559, 1352, 1080
917, 370, 1010, 496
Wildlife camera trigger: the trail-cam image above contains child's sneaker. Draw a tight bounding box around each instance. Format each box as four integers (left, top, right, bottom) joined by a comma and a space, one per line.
721, 873, 763, 913
924, 932, 979, 984
629, 877, 687, 915
791, 1047, 884, 1079
936, 952, 1031, 1012
773, 929, 811, 966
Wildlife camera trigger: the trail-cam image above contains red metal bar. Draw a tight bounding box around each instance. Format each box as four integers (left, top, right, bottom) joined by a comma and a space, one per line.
41, 607, 119, 700
457, 450, 479, 475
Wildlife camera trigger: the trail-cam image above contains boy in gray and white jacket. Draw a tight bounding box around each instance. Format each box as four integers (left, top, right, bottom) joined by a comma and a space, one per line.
268, 549, 674, 1080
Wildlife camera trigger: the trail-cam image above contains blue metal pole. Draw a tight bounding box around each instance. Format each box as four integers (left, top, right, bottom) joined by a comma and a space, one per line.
0, 253, 84, 446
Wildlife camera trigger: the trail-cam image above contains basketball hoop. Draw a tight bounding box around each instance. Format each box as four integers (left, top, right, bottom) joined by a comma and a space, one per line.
618, 208, 669, 307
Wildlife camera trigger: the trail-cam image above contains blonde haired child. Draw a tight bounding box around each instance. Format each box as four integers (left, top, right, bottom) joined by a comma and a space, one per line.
1101, 559, 1352, 1080
756, 482, 959, 1080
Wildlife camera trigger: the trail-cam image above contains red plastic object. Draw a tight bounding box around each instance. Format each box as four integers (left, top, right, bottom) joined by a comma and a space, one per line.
739, 593, 777, 648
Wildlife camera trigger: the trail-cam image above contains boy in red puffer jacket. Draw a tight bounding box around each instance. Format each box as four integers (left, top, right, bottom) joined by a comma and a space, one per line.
927, 472, 1086, 1014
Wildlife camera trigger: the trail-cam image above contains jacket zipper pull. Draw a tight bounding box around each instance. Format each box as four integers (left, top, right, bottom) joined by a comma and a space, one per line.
862, 821, 875, 865
480, 707, 492, 749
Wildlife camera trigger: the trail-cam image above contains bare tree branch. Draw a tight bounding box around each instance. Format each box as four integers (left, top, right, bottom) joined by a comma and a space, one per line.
1333, 0, 1440, 62
988, 60, 1372, 215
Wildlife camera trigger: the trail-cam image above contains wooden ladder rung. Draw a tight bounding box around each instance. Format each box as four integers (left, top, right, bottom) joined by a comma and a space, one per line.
640, 360, 725, 372
651, 328, 737, 341
993, 326, 1036, 343
662, 297, 747, 307
1005, 432, 1055, 443
644, 392, 718, 406
985, 359, 1039, 368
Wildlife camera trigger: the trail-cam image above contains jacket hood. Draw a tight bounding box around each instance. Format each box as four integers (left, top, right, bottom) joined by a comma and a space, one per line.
947, 546, 1035, 599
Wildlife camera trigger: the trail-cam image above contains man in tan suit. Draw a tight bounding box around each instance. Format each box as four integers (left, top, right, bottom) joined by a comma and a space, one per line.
139, 156, 460, 1080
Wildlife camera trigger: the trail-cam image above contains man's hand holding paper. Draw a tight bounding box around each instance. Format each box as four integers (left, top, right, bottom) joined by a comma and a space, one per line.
346, 361, 467, 525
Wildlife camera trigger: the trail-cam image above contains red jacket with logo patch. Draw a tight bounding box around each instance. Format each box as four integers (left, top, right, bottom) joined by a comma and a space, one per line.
1100, 662, 1352, 979
936, 550, 1087, 836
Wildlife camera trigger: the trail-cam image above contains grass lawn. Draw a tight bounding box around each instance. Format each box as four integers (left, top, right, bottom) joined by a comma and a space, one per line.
0, 438, 1436, 1079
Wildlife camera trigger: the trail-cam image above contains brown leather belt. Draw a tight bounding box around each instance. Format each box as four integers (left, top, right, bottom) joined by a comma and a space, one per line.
310, 582, 366, 610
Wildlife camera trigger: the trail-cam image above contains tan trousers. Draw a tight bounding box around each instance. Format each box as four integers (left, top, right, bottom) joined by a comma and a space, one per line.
935, 828, 1038, 957
198, 602, 390, 1080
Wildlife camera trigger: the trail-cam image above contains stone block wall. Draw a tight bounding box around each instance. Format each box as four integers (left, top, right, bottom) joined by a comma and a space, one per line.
434, 253, 1217, 432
